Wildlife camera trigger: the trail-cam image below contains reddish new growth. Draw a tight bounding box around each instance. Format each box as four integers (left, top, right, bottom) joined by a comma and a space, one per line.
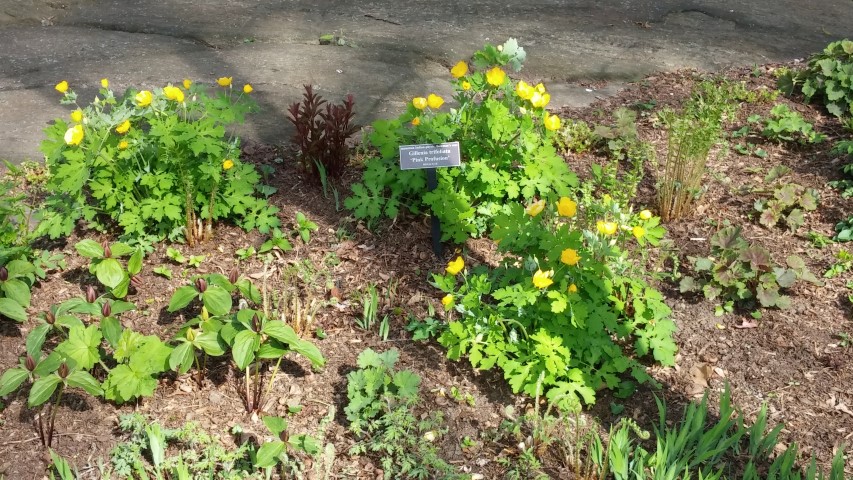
287, 85, 358, 182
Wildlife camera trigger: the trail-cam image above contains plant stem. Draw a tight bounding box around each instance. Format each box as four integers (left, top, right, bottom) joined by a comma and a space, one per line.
47, 385, 65, 448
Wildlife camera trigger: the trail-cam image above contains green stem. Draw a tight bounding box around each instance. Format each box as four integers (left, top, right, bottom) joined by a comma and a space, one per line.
47, 385, 65, 448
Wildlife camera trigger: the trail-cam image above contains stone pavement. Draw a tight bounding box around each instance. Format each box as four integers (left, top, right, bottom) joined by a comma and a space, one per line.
1, 0, 852, 163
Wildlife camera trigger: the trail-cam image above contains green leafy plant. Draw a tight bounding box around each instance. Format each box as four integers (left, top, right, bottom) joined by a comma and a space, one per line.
37, 78, 280, 245
731, 114, 768, 158
166, 246, 204, 268
824, 249, 853, 278
254, 415, 320, 475
48, 449, 79, 480
0, 258, 35, 322
287, 84, 358, 181
356, 283, 380, 331
168, 275, 234, 316
75, 239, 143, 298
753, 182, 818, 232
779, 39, 853, 118
169, 311, 227, 386
345, 348, 459, 479
436, 195, 674, 412
555, 118, 596, 154
405, 308, 445, 341
294, 211, 318, 244
680, 226, 822, 314
345, 38, 577, 242
656, 81, 735, 221
761, 104, 826, 144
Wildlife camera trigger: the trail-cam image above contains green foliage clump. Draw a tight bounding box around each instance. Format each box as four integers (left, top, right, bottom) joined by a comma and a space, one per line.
435, 195, 674, 412
752, 168, 819, 232
680, 226, 822, 315
345, 39, 577, 242
761, 104, 825, 144
779, 39, 853, 118
37, 80, 280, 245
345, 348, 460, 479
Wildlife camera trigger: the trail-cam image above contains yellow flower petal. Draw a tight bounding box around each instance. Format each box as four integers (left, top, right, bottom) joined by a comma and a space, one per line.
118, 140, 129, 150
557, 197, 577, 217
525, 199, 545, 217
412, 97, 428, 110
639, 209, 653, 220
461, 81, 472, 91
446, 256, 465, 275
532, 269, 554, 289
70, 109, 83, 123
535, 83, 546, 94
163, 85, 185, 103
183, 78, 193, 89
450, 61, 468, 79
217, 76, 233, 87
568, 283, 578, 293
55, 81, 69, 93
222, 159, 235, 170
544, 113, 561, 131
135, 90, 153, 107
485, 67, 506, 87
632, 226, 646, 240
411, 117, 421, 126
560, 248, 581, 266
515, 80, 535, 100
441, 294, 454, 309
596, 221, 618, 236
243, 84, 253, 94
427, 94, 444, 109
115, 120, 130, 134
101, 78, 109, 88
64, 124, 84, 146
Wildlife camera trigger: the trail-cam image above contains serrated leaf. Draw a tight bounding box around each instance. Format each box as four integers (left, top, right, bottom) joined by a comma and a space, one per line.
756, 284, 780, 307
392, 370, 421, 400
785, 209, 804, 232
56, 325, 102, 371
679, 276, 697, 293
776, 269, 798, 288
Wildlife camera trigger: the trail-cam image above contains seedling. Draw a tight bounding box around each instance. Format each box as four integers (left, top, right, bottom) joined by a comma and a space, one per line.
825, 250, 853, 278
153, 266, 173, 279
356, 283, 379, 331
294, 212, 319, 244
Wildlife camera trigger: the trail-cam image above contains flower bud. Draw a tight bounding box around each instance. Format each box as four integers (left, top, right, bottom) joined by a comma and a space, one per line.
195, 278, 207, 293
102, 241, 112, 258
186, 327, 197, 342
58, 363, 69, 379
86, 285, 97, 303
101, 300, 112, 318
0, 266, 7, 282
228, 266, 239, 285
252, 313, 261, 332
25, 354, 36, 372
130, 275, 143, 289
45, 310, 55, 325
201, 306, 210, 321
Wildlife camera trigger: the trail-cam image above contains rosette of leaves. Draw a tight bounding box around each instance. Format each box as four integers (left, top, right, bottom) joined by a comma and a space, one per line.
168, 275, 234, 316
761, 104, 825, 144
680, 227, 821, 314
75, 239, 143, 298
753, 183, 818, 232
168, 314, 227, 385
778, 39, 853, 118
101, 328, 172, 403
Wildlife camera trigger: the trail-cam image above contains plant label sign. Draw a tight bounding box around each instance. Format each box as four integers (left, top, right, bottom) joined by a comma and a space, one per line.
398, 142, 461, 170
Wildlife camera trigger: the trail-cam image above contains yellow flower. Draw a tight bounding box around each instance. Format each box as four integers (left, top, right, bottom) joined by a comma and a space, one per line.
450, 61, 468, 78
632, 226, 646, 240
532, 269, 554, 289
115, 120, 131, 134
183, 78, 193, 89
243, 84, 253, 94
412, 97, 428, 110
118, 140, 129, 150
441, 294, 454, 309
427, 94, 444, 109
639, 209, 653, 220
485, 66, 506, 87
515, 80, 535, 100
55, 80, 68, 93
446, 256, 465, 275
535, 83, 546, 94
63, 124, 84, 146
568, 283, 578, 293
163, 85, 184, 103
602, 194, 612, 205
461, 81, 472, 91
557, 197, 577, 217
100, 78, 109, 88
70, 109, 83, 123
217, 76, 232, 87
135, 90, 153, 107
560, 248, 581, 266
411, 117, 421, 126
222, 159, 235, 170
531, 91, 551, 108
596, 221, 618, 236
544, 113, 561, 131
525, 199, 545, 217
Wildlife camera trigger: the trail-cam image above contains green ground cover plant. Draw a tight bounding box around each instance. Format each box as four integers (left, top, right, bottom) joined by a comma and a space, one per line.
37, 78, 280, 245
779, 38, 853, 118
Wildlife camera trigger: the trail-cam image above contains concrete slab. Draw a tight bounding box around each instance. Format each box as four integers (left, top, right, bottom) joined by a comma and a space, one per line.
1, 0, 851, 162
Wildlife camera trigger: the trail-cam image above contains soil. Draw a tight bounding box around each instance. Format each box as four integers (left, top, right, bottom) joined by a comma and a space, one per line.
1, 64, 852, 479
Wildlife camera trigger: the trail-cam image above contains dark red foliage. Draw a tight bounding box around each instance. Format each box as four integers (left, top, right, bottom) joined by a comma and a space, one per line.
287, 85, 358, 181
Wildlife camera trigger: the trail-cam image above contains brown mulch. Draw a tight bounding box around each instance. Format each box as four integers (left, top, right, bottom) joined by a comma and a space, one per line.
1, 64, 852, 479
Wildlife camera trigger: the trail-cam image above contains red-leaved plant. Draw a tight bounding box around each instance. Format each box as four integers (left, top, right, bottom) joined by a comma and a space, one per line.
287, 85, 358, 181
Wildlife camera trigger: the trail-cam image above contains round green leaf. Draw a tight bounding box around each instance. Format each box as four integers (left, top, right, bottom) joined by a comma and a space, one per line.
74, 239, 104, 259
202, 287, 232, 316
0, 297, 27, 322
0, 367, 29, 396
168, 285, 199, 313
29, 375, 62, 406
95, 258, 125, 289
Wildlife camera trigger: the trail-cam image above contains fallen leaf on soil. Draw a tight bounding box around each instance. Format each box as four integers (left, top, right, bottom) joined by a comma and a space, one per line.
688, 363, 715, 396
835, 402, 853, 418
713, 367, 727, 378
733, 319, 759, 329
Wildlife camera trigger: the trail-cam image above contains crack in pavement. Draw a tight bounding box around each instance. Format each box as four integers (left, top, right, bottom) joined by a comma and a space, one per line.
67, 20, 222, 50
